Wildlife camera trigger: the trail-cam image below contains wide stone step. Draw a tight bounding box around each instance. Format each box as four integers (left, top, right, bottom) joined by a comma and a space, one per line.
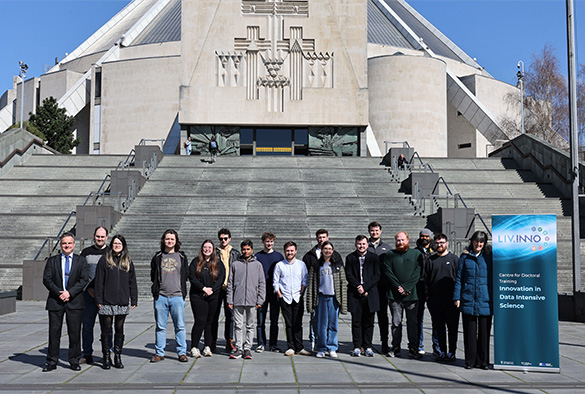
2, 166, 112, 180
423, 157, 518, 170
443, 182, 561, 199
436, 169, 539, 184
0, 180, 105, 195
159, 155, 384, 169
459, 198, 569, 216
22, 154, 127, 167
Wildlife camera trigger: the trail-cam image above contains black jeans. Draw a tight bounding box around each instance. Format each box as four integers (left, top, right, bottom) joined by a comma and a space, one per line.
256, 293, 280, 348
212, 288, 233, 344
351, 296, 375, 349
462, 313, 492, 368
191, 294, 220, 348
427, 297, 460, 355
279, 297, 304, 352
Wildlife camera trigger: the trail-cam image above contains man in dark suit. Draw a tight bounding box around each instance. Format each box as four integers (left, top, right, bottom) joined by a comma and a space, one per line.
345, 235, 380, 357
42, 232, 90, 372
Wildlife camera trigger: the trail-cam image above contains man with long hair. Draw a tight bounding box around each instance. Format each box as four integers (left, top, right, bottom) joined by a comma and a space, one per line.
149, 229, 189, 363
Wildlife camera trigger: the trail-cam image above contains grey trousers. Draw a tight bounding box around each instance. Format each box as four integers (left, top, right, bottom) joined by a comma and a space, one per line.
389, 300, 418, 351
233, 306, 256, 351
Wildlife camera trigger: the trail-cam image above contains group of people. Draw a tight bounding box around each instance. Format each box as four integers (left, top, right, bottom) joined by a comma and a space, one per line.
41, 222, 493, 372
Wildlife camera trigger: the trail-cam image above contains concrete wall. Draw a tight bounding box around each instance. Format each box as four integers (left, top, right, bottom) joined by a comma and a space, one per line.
179, 0, 368, 127
491, 133, 585, 198
15, 77, 40, 123
368, 54, 447, 157
39, 68, 85, 103
99, 56, 180, 154
0, 128, 54, 176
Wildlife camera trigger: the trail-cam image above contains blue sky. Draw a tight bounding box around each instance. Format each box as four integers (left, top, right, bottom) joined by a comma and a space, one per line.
0, 0, 582, 96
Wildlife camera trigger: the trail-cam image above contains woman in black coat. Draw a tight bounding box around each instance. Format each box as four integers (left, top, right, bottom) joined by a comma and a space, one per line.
94, 234, 138, 369
189, 239, 225, 358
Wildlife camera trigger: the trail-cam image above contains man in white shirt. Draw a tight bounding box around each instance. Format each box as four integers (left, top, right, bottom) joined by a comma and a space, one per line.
273, 241, 310, 356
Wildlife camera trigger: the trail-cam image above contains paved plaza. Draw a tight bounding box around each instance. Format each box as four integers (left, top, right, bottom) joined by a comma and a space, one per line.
0, 301, 584, 393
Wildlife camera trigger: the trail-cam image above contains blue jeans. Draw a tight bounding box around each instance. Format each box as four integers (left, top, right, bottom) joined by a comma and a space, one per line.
154, 295, 187, 356
82, 291, 98, 356
316, 294, 339, 353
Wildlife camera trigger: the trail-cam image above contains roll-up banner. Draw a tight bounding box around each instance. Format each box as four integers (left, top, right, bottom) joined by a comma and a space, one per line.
492, 214, 559, 372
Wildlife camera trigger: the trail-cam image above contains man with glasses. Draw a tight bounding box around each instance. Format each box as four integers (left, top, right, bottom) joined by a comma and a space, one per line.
42, 232, 90, 371
213, 228, 241, 352
424, 233, 459, 362
80, 226, 108, 364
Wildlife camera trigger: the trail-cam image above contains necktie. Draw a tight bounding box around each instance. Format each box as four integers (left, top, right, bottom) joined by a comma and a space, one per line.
64, 255, 70, 289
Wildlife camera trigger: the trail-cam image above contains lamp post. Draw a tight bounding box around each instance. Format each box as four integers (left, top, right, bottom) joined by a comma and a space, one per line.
565, 0, 581, 295
19, 61, 28, 128
517, 61, 524, 134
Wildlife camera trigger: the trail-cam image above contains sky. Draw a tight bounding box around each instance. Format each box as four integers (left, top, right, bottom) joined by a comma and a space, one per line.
0, 0, 583, 96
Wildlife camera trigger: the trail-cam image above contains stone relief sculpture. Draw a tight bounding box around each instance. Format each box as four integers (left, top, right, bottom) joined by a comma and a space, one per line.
215, 0, 333, 112
308, 127, 359, 156
190, 126, 240, 155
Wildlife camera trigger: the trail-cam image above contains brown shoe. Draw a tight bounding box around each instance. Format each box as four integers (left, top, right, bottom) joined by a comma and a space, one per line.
178, 354, 189, 362
150, 355, 165, 363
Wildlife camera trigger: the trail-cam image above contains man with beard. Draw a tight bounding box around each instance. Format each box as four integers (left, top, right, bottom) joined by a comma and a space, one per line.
80, 226, 108, 364
415, 228, 434, 355
425, 233, 459, 362
383, 231, 423, 359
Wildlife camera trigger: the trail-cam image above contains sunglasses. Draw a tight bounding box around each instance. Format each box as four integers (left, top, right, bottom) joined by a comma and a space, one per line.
219, 237, 229, 241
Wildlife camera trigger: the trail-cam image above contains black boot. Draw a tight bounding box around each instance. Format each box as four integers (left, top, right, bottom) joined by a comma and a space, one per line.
101, 334, 112, 370
113, 334, 125, 369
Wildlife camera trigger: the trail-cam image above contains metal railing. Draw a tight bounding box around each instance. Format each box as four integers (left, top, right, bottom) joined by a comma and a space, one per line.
33, 141, 156, 260
386, 143, 492, 238
33, 210, 77, 260
139, 138, 165, 152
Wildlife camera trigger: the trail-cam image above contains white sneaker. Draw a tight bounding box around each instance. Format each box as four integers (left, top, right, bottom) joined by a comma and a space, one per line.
202, 346, 212, 357
191, 347, 201, 358
365, 348, 375, 357
316, 351, 325, 358
284, 348, 295, 356
297, 349, 311, 356
255, 345, 265, 353
351, 348, 361, 357
329, 351, 338, 358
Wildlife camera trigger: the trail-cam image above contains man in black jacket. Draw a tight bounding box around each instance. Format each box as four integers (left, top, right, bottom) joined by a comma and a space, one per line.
42, 233, 90, 372
302, 229, 342, 350
367, 221, 392, 354
346, 235, 380, 357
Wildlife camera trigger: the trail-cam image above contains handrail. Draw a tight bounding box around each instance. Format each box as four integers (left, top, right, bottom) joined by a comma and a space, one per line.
82, 174, 111, 206
33, 210, 77, 260
115, 149, 136, 171
139, 138, 165, 150
388, 145, 492, 238
383, 140, 411, 152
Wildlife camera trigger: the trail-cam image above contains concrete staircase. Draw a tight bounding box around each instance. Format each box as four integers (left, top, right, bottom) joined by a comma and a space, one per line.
111, 156, 426, 298
421, 157, 585, 294
0, 154, 127, 291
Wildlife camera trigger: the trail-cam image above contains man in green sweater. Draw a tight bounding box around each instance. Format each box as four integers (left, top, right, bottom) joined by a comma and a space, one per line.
383, 231, 423, 359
